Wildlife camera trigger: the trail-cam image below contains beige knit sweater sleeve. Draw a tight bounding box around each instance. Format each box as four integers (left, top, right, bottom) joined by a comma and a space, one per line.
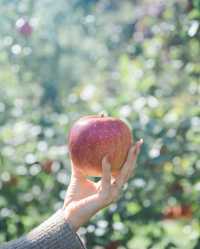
0, 209, 86, 249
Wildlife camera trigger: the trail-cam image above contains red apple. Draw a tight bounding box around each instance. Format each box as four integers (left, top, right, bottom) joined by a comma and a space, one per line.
68, 115, 132, 176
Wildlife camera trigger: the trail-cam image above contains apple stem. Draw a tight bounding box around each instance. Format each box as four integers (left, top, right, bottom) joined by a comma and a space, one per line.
99, 111, 108, 117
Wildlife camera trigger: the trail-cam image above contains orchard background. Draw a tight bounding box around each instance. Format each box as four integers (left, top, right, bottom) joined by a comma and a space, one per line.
0, 0, 200, 248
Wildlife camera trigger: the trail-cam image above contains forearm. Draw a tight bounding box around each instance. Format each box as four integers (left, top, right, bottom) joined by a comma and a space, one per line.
0, 209, 86, 249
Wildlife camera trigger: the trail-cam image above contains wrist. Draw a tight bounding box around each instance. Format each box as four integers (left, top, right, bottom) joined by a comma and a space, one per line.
63, 204, 79, 232
63, 195, 105, 231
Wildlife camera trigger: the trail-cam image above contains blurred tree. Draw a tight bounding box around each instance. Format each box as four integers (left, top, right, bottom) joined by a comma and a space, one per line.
0, 0, 199, 248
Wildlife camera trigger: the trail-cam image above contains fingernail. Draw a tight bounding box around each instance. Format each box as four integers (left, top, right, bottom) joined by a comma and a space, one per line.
138, 139, 143, 148
104, 161, 111, 171
136, 140, 143, 153
103, 155, 110, 166
102, 156, 107, 164
139, 138, 144, 145
105, 155, 109, 162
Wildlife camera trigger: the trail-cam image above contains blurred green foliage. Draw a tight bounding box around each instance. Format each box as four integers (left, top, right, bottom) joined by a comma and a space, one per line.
0, 0, 200, 248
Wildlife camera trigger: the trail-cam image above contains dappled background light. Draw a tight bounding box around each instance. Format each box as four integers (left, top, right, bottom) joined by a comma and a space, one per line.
0, 0, 200, 248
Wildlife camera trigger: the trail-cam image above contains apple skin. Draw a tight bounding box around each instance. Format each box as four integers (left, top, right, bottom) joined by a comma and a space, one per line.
68, 115, 132, 176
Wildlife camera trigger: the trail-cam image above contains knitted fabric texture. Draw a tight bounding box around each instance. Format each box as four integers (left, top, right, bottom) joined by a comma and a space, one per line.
0, 209, 86, 249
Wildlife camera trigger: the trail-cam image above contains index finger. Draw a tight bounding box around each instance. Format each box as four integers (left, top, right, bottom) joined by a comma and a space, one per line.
115, 139, 143, 188
101, 156, 111, 192
126, 139, 143, 166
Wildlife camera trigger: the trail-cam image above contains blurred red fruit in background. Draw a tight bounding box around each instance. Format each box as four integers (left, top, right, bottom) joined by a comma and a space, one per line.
41, 159, 53, 174
164, 205, 192, 219
105, 240, 120, 249
16, 18, 33, 37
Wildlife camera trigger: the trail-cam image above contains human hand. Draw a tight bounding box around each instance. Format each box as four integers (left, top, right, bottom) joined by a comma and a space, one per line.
63, 139, 143, 231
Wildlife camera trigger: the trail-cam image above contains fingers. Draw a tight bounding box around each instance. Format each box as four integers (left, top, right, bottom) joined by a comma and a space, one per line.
126, 139, 143, 171
98, 140, 143, 206
116, 146, 136, 184
135, 139, 143, 155
115, 139, 143, 189
101, 156, 111, 192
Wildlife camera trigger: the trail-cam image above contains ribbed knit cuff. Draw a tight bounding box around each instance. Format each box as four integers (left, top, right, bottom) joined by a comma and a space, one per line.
0, 209, 86, 249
